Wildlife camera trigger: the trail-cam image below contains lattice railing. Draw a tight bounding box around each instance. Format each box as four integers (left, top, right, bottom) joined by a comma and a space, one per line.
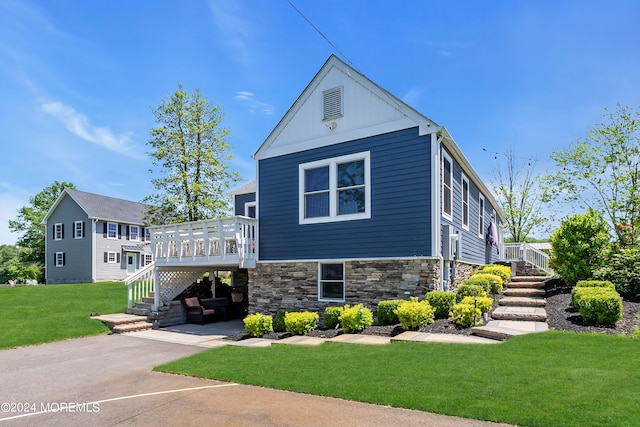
157, 270, 208, 305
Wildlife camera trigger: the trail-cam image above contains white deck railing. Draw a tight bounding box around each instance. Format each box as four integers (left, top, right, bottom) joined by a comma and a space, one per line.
124, 262, 155, 309
150, 216, 257, 269
503, 242, 554, 275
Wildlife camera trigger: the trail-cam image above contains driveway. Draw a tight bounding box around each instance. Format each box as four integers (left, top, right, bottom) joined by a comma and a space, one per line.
0, 334, 510, 426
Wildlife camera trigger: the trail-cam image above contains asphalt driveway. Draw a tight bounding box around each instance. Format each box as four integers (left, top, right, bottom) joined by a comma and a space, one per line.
0, 334, 510, 426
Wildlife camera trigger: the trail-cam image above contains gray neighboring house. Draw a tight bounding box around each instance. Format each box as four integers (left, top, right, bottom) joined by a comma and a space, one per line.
42, 188, 153, 284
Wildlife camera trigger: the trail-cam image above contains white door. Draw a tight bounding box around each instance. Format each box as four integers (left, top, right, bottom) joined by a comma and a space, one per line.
126, 253, 136, 274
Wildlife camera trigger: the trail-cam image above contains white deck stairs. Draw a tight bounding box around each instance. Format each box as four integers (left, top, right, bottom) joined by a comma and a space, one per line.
472, 276, 549, 340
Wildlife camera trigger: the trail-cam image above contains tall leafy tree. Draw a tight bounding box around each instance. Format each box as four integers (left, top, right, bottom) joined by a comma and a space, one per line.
492, 148, 548, 242
145, 83, 239, 223
543, 104, 640, 243
8, 181, 75, 281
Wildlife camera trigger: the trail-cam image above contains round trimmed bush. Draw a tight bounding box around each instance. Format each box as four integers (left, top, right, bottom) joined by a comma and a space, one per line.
394, 297, 435, 330
456, 284, 487, 302
377, 300, 403, 325
425, 291, 456, 319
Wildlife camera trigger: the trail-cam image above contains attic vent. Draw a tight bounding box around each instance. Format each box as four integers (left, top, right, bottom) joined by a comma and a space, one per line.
323, 86, 343, 120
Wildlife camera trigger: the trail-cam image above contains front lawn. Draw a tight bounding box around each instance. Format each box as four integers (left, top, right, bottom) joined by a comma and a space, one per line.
0, 282, 127, 349
156, 331, 640, 427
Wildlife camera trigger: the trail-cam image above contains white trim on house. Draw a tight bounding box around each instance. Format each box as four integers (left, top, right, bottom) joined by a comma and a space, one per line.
244, 201, 256, 217
318, 262, 345, 302
55, 252, 65, 267
107, 251, 117, 263
54, 223, 63, 241
257, 256, 440, 264
107, 222, 117, 239
461, 172, 470, 230
73, 221, 84, 239
430, 132, 441, 261
129, 225, 140, 241
442, 151, 453, 221
298, 151, 371, 225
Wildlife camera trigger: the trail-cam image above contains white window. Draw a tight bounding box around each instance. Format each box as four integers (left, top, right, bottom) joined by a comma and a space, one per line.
54, 223, 63, 241
299, 152, 371, 224
74, 221, 84, 239
129, 225, 139, 241
244, 201, 256, 218
144, 227, 151, 242
143, 254, 153, 266
323, 86, 343, 121
442, 152, 453, 220
318, 263, 345, 302
55, 252, 65, 267
478, 194, 485, 238
107, 251, 117, 263
461, 173, 469, 230
107, 223, 117, 239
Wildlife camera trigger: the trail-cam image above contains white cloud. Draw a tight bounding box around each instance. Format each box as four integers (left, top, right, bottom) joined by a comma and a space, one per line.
234, 91, 274, 115
40, 101, 142, 158
207, 1, 253, 65
402, 87, 422, 105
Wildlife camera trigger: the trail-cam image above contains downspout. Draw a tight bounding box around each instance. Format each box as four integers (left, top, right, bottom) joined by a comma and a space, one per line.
431, 131, 444, 291
91, 219, 97, 282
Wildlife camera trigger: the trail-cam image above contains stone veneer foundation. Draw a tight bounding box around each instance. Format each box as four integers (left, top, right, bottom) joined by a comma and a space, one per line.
248, 259, 444, 319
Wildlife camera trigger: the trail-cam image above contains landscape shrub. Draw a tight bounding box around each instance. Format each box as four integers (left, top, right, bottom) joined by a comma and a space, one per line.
339, 304, 373, 333
550, 209, 610, 287
284, 311, 319, 335
460, 296, 493, 314
572, 281, 616, 307
376, 300, 403, 325
450, 303, 481, 327
477, 264, 512, 284
394, 297, 434, 330
572, 287, 623, 325
323, 306, 344, 329
593, 245, 640, 298
425, 292, 456, 319
466, 273, 504, 294
456, 284, 487, 302
274, 309, 296, 332
243, 313, 273, 337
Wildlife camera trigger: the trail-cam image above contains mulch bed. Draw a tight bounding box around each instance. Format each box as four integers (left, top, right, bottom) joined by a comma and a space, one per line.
224, 284, 640, 341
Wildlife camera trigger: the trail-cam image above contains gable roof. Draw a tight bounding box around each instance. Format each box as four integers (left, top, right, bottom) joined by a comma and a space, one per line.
42, 188, 151, 225
230, 180, 256, 196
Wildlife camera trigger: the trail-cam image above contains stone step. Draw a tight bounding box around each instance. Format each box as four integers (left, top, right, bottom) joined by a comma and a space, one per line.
510, 276, 547, 283
135, 302, 153, 310
491, 306, 547, 321
507, 281, 546, 289
142, 297, 155, 304
132, 307, 151, 316
504, 288, 546, 298
499, 296, 546, 307
112, 321, 153, 334
472, 320, 548, 341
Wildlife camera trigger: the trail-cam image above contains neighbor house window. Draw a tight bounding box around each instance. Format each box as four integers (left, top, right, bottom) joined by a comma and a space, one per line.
245, 201, 256, 218
74, 221, 84, 239
143, 254, 153, 266
55, 252, 65, 267
107, 251, 117, 263
461, 173, 469, 230
323, 86, 343, 120
318, 263, 345, 302
299, 152, 370, 224
54, 223, 64, 241
442, 152, 453, 220
107, 223, 117, 239
478, 194, 485, 238
129, 225, 139, 241
144, 228, 151, 242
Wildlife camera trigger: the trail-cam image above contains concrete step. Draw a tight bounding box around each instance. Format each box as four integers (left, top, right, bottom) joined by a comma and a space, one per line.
510, 276, 547, 283
492, 306, 547, 321
92, 313, 149, 329
133, 307, 151, 316
504, 288, 546, 298
499, 296, 546, 307
507, 281, 546, 289
135, 302, 153, 310
472, 320, 548, 341
142, 297, 155, 304
112, 321, 153, 334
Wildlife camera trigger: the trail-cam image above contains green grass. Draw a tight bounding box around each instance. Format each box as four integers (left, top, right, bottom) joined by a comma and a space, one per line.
0, 282, 127, 349
156, 331, 640, 427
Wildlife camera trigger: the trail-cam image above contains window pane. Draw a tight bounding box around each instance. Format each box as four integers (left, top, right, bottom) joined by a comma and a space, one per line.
321, 264, 344, 280
338, 188, 365, 215
305, 166, 329, 192
305, 192, 329, 218
444, 158, 451, 186
321, 282, 343, 299
443, 189, 451, 215
337, 160, 364, 188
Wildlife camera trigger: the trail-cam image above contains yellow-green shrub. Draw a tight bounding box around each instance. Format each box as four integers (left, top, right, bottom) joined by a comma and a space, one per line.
466, 274, 504, 294
460, 296, 493, 314
456, 284, 487, 302
284, 311, 319, 335
339, 304, 373, 333
478, 264, 511, 283
450, 303, 481, 327
394, 297, 435, 330
425, 292, 456, 319
323, 306, 344, 329
377, 300, 404, 325
243, 313, 273, 337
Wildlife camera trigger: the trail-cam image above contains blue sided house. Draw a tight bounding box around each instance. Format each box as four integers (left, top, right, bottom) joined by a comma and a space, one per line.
246, 55, 505, 314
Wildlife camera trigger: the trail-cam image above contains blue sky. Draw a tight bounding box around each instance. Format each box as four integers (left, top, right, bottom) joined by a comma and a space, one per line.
1, 0, 639, 245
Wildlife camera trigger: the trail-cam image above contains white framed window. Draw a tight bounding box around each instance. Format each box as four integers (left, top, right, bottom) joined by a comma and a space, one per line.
299, 151, 371, 224
129, 225, 139, 241
55, 252, 65, 267
244, 201, 256, 218
74, 221, 84, 239
143, 254, 153, 266
107, 251, 117, 263
318, 263, 345, 302
107, 223, 117, 239
478, 194, 485, 238
144, 227, 151, 242
461, 173, 469, 230
54, 223, 63, 241
323, 86, 343, 121
442, 152, 453, 220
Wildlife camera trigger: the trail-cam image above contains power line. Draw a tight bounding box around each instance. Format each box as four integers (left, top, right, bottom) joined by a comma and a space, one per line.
285, 0, 357, 70
482, 148, 537, 166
